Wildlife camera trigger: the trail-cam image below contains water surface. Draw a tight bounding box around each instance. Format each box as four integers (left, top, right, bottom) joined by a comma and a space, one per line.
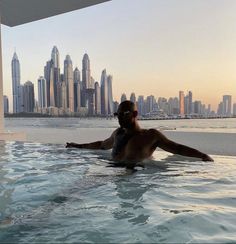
0, 141, 235, 243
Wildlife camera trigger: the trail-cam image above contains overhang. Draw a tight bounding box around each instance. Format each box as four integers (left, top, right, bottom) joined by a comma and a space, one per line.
0, 0, 110, 27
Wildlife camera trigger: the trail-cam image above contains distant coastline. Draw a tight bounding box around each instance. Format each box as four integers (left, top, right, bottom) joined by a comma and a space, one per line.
4, 113, 236, 120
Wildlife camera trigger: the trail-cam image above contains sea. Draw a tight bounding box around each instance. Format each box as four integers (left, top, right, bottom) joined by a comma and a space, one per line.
0, 118, 235, 243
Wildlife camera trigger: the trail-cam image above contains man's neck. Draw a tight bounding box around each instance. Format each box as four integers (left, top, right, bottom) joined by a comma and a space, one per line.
124, 121, 141, 134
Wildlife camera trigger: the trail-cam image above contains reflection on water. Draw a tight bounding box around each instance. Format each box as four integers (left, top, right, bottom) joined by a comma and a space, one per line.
0, 142, 236, 243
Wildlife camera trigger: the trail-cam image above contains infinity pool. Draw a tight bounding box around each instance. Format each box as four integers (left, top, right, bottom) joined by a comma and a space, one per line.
0, 141, 235, 243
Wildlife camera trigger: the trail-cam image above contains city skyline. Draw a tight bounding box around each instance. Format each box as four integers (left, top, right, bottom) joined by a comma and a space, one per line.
2, 0, 236, 111
7, 46, 236, 117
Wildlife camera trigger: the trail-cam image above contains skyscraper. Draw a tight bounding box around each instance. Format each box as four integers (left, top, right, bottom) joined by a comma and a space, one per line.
51, 46, 60, 69
188, 91, 193, 114
233, 103, 236, 116
179, 91, 185, 116
107, 75, 113, 115
51, 46, 61, 107
74, 67, 81, 112
100, 69, 108, 115
95, 82, 101, 115
146, 95, 155, 114
38, 76, 47, 108
222, 95, 232, 116
120, 93, 127, 103
130, 92, 136, 104
3, 95, 9, 114
81, 53, 91, 107
137, 95, 144, 116
44, 59, 55, 107
64, 55, 74, 112
11, 52, 21, 113
23, 81, 35, 112
44, 60, 51, 107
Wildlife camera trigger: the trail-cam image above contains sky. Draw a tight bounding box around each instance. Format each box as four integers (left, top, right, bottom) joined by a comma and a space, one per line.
2, 0, 236, 111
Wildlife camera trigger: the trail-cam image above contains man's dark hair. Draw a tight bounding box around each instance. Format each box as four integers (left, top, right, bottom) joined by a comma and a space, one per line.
119, 100, 136, 111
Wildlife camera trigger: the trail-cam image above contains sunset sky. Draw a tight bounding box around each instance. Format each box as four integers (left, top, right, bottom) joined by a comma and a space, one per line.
2, 0, 236, 111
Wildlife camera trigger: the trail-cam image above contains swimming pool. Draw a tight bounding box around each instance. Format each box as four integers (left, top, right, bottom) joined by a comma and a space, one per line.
0, 141, 235, 243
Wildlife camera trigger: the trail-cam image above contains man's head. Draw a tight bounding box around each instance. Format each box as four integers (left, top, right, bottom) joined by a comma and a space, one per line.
114, 100, 138, 128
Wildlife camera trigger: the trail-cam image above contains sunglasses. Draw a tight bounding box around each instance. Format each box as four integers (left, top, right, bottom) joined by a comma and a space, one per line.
113, 111, 132, 117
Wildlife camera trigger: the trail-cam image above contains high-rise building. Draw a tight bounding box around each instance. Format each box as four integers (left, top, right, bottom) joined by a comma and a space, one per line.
95, 82, 101, 115
74, 67, 81, 112
130, 93, 136, 104
81, 53, 91, 107
188, 91, 193, 114
38, 76, 47, 108
146, 95, 155, 114
107, 75, 113, 115
100, 69, 108, 115
233, 103, 236, 116
64, 55, 74, 112
11, 52, 21, 113
23, 81, 35, 112
222, 95, 232, 116
44, 60, 51, 107
113, 101, 119, 114
18, 85, 24, 113
120, 93, 127, 103
87, 88, 95, 116
51, 46, 60, 69
86, 77, 95, 115
3, 95, 9, 114
137, 95, 144, 116
61, 81, 67, 111
51, 46, 61, 107
217, 102, 223, 115
44, 59, 56, 107
194, 101, 202, 114
179, 91, 185, 116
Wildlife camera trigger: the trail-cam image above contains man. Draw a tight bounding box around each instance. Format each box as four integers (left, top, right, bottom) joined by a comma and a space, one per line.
66, 100, 213, 165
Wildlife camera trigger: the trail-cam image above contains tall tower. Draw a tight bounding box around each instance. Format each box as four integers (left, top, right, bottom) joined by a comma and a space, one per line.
120, 93, 127, 103
64, 55, 74, 112
95, 82, 101, 115
222, 95, 232, 116
51, 46, 60, 68
179, 91, 185, 116
44, 60, 51, 107
38, 76, 47, 109
49, 60, 55, 107
11, 52, 21, 113
188, 91, 193, 114
51, 46, 60, 107
130, 92, 136, 104
81, 53, 91, 107
107, 75, 113, 115
23, 81, 35, 113
100, 69, 108, 115
3, 95, 9, 114
137, 95, 144, 116
74, 67, 81, 112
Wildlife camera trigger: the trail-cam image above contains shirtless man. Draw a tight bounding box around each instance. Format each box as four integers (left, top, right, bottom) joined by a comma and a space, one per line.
66, 100, 213, 165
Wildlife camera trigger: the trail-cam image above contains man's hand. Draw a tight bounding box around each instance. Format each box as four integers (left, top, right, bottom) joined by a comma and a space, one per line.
66, 142, 83, 148
202, 154, 214, 162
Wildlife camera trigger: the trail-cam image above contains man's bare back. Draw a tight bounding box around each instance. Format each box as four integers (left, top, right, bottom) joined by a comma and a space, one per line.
66, 101, 213, 165
112, 128, 158, 161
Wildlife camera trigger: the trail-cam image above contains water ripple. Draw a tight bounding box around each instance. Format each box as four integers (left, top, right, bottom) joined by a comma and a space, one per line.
0, 141, 236, 243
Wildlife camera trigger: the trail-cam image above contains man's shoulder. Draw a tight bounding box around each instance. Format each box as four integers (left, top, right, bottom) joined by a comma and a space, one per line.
146, 128, 162, 135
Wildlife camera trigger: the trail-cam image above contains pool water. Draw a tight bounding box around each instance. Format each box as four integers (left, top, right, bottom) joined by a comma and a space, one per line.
0, 141, 236, 243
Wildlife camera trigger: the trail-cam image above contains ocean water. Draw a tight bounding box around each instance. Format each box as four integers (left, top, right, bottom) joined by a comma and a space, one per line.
0, 118, 236, 243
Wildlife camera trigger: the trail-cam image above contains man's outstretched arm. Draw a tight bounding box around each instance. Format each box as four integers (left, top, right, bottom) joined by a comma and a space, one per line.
153, 130, 213, 161
66, 130, 116, 150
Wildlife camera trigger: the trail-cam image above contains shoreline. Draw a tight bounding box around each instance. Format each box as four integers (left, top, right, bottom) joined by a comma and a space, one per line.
4, 113, 236, 121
